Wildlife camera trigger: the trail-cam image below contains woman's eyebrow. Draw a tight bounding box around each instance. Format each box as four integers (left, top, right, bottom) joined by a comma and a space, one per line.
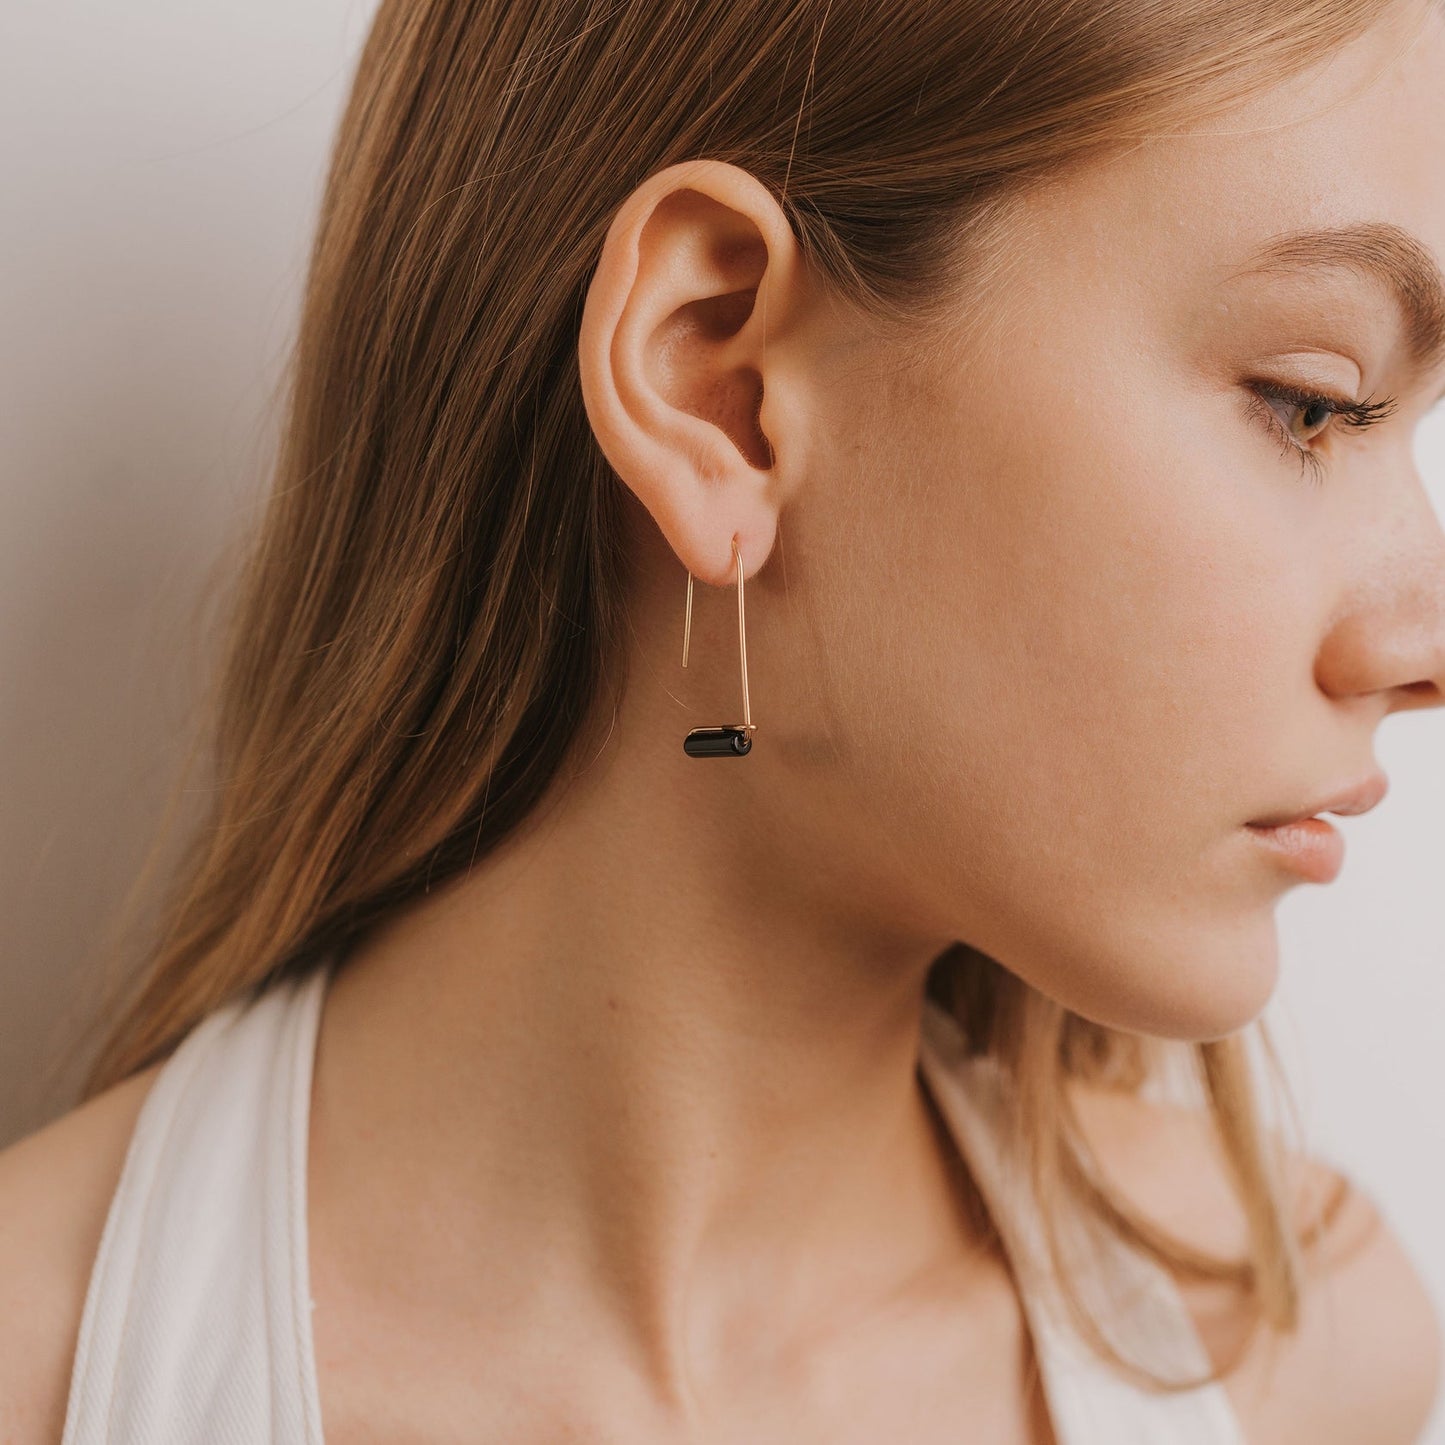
1226, 221, 1445, 396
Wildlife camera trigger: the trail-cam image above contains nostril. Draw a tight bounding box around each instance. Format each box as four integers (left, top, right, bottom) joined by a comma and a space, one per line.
1399, 679, 1443, 708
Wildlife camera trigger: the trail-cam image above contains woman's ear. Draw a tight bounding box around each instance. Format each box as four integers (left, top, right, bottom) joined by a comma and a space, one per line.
578, 159, 809, 589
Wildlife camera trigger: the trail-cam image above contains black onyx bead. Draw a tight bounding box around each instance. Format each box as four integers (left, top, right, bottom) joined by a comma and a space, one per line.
683, 726, 753, 757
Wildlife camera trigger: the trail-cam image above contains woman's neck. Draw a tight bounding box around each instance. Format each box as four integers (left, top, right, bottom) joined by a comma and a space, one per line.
305, 722, 993, 1407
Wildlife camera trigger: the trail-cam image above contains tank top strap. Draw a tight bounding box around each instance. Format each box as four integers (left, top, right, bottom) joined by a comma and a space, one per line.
62, 962, 331, 1445
917, 998, 1250, 1445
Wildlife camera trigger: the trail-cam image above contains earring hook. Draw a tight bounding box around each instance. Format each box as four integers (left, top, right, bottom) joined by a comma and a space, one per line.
681, 536, 756, 757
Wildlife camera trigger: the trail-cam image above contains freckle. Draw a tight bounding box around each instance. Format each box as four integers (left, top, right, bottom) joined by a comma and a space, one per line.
607, 994, 620, 1011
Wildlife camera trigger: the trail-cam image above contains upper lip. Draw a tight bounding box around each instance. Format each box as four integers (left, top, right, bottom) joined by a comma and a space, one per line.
1247, 771, 1389, 828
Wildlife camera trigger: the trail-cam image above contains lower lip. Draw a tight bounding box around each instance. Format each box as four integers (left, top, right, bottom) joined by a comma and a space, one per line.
1244, 817, 1344, 882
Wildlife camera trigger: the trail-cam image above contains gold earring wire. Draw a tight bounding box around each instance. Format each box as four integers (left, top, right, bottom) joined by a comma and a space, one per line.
681, 536, 755, 757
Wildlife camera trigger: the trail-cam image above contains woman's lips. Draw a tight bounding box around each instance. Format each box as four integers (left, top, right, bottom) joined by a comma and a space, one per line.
1244, 816, 1344, 883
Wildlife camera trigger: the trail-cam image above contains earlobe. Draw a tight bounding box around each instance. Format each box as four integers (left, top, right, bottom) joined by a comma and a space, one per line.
577, 159, 804, 589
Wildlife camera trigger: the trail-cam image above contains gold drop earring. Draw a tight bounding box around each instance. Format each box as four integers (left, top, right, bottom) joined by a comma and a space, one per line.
681, 535, 756, 757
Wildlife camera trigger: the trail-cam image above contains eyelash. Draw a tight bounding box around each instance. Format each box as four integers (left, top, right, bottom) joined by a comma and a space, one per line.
1244, 380, 1399, 486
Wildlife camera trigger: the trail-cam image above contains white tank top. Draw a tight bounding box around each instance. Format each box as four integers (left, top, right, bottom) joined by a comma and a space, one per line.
60, 956, 1249, 1444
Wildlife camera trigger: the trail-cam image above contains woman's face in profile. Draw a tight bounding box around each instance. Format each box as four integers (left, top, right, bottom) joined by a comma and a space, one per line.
784, 0, 1445, 1039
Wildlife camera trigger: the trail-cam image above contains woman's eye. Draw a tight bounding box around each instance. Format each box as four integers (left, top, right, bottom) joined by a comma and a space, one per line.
1244, 380, 1399, 486
1261, 390, 1336, 445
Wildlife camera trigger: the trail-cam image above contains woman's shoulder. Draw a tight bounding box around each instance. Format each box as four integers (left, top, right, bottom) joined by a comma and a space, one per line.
0, 1063, 164, 1445
1068, 1081, 1443, 1445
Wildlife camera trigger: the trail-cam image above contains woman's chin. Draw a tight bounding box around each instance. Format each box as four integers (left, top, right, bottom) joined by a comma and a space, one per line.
1020, 908, 1282, 1043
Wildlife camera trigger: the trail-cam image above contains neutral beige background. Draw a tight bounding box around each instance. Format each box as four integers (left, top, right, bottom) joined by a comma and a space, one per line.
2, 7, 1442, 1436
0, 0, 379, 1127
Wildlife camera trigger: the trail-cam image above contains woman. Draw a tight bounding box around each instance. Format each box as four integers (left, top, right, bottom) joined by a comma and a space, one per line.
3, 0, 1444, 1439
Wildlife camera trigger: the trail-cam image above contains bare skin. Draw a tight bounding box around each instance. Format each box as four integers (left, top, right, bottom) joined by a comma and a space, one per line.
1, 1041, 1436, 1444
3, 2, 1445, 1442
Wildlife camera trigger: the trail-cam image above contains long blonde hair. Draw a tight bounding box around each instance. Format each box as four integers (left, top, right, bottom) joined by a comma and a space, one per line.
70, 0, 1400, 1391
